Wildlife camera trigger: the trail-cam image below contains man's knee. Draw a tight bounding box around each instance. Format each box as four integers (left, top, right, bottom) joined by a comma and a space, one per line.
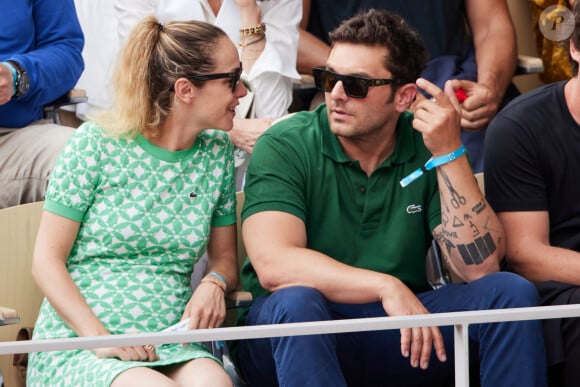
252, 286, 332, 324
480, 272, 540, 308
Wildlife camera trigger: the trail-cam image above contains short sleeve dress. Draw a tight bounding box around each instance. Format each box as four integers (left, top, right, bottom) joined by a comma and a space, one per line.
27, 121, 236, 386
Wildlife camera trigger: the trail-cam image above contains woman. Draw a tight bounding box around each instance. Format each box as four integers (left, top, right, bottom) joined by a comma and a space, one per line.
27, 17, 244, 386
116, 0, 301, 189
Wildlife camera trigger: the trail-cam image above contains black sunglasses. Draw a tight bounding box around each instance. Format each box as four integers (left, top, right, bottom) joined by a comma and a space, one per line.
312, 67, 396, 98
186, 62, 243, 93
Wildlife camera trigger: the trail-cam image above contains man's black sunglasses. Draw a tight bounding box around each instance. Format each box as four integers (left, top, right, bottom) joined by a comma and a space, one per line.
186, 62, 243, 93
312, 67, 396, 98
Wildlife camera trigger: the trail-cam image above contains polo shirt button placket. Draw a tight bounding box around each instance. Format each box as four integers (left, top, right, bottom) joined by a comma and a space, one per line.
360, 187, 366, 193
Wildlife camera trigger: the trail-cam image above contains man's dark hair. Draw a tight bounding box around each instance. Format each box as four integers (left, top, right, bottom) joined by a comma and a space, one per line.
328, 8, 427, 87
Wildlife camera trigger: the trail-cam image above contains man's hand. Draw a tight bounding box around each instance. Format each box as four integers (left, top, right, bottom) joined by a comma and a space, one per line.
379, 278, 447, 369
412, 78, 463, 157
0, 63, 14, 105
449, 79, 500, 131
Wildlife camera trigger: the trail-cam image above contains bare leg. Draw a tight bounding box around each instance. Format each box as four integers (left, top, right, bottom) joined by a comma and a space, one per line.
111, 367, 178, 387
166, 358, 233, 387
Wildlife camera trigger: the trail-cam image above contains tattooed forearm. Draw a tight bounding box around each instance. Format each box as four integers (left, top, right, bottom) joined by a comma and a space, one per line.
463, 213, 480, 237
456, 232, 496, 265
482, 216, 499, 233
472, 200, 486, 214
452, 215, 463, 227
433, 229, 456, 256
440, 168, 466, 209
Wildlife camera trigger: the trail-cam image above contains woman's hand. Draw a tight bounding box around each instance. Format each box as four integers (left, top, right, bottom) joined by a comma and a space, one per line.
183, 281, 227, 330
94, 343, 159, 362
229, 117, 272, 154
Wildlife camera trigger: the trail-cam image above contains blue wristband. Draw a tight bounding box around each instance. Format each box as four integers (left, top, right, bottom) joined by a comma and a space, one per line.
207, 272, 227, 289
400, 144, 466, 188
1, 61, 17, 97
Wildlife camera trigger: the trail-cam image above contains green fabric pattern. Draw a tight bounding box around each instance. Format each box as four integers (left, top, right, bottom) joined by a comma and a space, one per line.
27, 121, 236, 386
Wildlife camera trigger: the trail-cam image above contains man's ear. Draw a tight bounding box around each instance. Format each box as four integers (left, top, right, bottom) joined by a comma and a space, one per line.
570, 38, 580, 63
394, 83, 418, 112
172, 77, 196, 103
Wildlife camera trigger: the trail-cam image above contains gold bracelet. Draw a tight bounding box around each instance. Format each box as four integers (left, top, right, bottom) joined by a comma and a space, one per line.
238, 34, 266, 49
201, 277, 226, 292
240, 22, 266, 36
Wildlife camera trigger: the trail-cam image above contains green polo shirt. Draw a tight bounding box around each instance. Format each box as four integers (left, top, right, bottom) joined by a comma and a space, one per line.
241, 104, 441, 300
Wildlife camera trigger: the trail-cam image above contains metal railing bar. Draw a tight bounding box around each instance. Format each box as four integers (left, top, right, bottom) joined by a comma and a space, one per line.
1, 304, 580, 355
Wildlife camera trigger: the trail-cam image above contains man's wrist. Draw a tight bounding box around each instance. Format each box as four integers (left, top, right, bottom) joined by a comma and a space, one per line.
1, 61, 17, 97
426, 145, 466, 170
400, 145, 466, 187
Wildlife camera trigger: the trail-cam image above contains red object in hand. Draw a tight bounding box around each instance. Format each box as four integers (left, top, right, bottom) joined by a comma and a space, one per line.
455, 88, 467, 103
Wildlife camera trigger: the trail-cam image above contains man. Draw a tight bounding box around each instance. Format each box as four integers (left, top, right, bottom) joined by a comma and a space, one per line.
238, 9, 546, 387
0, 0, 84, 209
485, 2, 580, 386
298, 0, 519, 173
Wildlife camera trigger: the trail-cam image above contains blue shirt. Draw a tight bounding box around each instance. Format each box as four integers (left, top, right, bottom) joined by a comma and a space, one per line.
0, 0, 84, 128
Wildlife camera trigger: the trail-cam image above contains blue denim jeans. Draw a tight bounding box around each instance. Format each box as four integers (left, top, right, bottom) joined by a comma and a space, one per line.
239, 272, 547, 387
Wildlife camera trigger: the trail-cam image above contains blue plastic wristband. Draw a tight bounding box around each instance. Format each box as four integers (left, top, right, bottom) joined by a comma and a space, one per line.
1, 61, 17, 97
400, 144, 466, 188
207, 272, 227, 289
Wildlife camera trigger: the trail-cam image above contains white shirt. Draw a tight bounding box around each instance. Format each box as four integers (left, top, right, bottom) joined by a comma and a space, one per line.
73, 0, 120, 120
115, 0, 301, 118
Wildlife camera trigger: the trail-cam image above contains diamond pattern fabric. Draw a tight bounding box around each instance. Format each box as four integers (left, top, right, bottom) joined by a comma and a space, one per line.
27, 121, 236, 386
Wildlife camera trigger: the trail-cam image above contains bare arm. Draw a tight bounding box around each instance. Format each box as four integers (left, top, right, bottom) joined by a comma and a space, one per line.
297, 29, 331, 75
451, 0, 517, 130
432, 161, 503, 282
228, 117, 272, 154
32, 212, 105, 337
236, 0, 265, 74
413, 78, 504, 281
31, 211, 157, 361
243, 210, 446, 368
205, 224, 239, 291
297, 0, 330, 74
185, 224, 238, 330
500, 211, 580, 284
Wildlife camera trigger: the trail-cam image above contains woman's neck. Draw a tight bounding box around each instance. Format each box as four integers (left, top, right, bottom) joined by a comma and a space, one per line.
144, 116, 201, 151
208, 0, 222, 17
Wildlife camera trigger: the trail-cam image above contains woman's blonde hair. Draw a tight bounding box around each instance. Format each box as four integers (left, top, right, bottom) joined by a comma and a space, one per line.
97, 16, 227, 137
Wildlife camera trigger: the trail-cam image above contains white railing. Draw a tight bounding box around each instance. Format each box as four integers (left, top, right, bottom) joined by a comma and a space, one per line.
2, 304, 580, 386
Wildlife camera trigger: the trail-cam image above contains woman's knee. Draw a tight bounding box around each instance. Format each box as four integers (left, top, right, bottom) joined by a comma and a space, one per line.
111, 367, 179, 387
169, 358, 233, 387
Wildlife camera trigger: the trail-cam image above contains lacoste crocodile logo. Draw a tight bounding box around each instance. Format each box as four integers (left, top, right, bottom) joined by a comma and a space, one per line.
406, 204, 422, 214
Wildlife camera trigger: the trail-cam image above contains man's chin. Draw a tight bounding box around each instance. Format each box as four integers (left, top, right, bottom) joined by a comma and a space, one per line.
329, 123, 356, 138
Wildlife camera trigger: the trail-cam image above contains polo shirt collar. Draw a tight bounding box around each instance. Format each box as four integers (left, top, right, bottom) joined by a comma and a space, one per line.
320, 105, 417, 168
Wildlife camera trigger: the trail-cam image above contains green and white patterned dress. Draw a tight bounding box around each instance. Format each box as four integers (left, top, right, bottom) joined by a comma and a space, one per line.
27, 121, 236, 386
